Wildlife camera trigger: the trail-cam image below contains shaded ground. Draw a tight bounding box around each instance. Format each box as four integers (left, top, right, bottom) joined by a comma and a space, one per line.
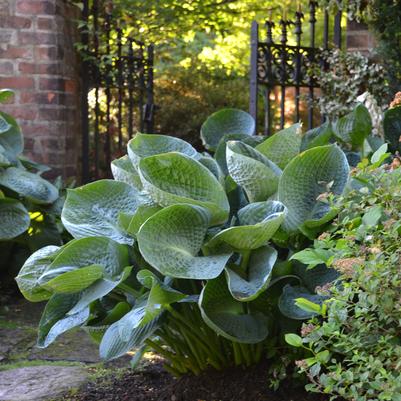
0, 297, 336, 401
63, 360, 331, 401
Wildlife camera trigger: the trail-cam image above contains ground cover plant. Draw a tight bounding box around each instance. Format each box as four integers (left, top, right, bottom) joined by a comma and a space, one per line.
16, 103, 382, 378
285, 148, 401, 401
0, 90, 67, 285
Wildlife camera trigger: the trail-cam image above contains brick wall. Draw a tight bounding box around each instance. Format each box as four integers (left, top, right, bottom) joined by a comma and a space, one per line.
0, 0, 81, 178
346, 20, 375, 54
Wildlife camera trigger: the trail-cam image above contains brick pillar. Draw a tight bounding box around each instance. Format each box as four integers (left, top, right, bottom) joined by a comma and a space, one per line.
346, 20, 375, 54
0, 0, 81, 178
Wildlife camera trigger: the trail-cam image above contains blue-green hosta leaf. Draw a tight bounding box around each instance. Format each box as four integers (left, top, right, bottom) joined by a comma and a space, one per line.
137, 204, 232, 279
383, 106, 401, 153
226, 141, 282, 202
301, 121, 333, 151
139, 153, 229, 225
128, 133, 198, 166
225, 246, 277, 301
207, 201, 286, 250
126, 205, 162, 237
111, 155, 143, 189
0, 111, 23, 162
293, 263, 339, 293
68, 266, 132, 315
38, 293, 90, 347
16, 245, 61, 302
62, 180, 145, 244
199, 274, 269, 343
200, 108, 255, 152
0, 167, 58, 204
0, 198, 30, 240
41, 264, 104, 294
99, 310, 161, 360
256, 123, 302, 169
278, 284, 326, 320
137, 269, 185, 322
198, 154, 224, 183
0, 147, 11, 167
41, 237, 130, 283
333, 104, 372, 149
278, 145, 349, 232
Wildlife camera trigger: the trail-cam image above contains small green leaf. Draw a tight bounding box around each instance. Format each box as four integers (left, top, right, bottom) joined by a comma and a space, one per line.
370, 143, 388, 165
285, 333, 303, 347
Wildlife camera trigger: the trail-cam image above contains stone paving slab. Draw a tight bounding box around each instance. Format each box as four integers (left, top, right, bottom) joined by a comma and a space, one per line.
0, 365, 88, 401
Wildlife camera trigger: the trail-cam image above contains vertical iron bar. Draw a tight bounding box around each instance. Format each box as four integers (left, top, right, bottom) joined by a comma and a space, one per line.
138, 44, 145, 133
294, 9, 303, 123
117, 28, 123, 153
265, 18, 274, 135
127, 39, 134, 139
334, 11, 342, 48
308, 1, 317, 130
279, 17, 288, 129
105, 10, 112, 172
249, 20, 258, 131
145, 44, 154, 133
93, 0, 100, 180
81, 0, 90, 183
323, 10, 329, 49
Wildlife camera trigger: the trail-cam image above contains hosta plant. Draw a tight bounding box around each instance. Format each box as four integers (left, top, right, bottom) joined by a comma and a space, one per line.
0, 90, 67, 284
17, 108, 350, 375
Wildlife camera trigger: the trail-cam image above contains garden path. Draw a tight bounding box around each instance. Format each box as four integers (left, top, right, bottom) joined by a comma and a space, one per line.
0, 298, 129, 401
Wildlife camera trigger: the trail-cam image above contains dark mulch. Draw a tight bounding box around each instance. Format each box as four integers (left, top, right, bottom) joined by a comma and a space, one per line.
67, 360, 333, 401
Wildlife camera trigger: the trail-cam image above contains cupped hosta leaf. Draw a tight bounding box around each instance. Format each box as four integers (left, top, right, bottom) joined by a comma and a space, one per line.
200, 108, 255, 151
207, 201, 286, 250
214, 133, 256, 174
127, 204, 162, 237
111, 155, 142, 189
278, 284, 326, 320
137, 204, 232, 279
42, 237, 130, 283
383, 106, 401, 153
199, 274, 269, 343
16, 245, 61, 302
0, 167, 58, 204
99, 309, 161, 360
333, 104, 372, 149
256, 123, 302, 169
138, 153, 229, 225
0, 111, 23, 162
226, 141, 282, 202
128, 133, 198, 166
62, 179, 145, 244
225, 246, 277, 301
278, 145, 349, 232
38, 293, 90, 347
293, 263, 339, 293
0, 148, 11, 167
198, 154, 224, 183
0, 198, 30, 240
42, 264, 104, 294
68, 266, 132, 315
301, 121, 333, 151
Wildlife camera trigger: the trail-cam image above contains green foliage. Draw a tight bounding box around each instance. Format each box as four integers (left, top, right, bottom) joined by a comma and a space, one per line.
16, 107, 353, 376
0, 91, 69, 285
286, 158, 401, 400
309, 49, 389, 120
383, 105, 401, 153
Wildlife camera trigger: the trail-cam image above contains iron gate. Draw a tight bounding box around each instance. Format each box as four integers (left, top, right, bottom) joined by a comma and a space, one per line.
80, 0, 154, 182
250, 2, 343, 135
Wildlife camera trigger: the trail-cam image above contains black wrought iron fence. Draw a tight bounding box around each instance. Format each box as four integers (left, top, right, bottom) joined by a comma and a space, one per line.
250, 2, 343, 135
80, 0, 154, 182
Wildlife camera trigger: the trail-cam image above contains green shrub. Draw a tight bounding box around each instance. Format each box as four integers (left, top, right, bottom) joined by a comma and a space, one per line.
0, 89, 68, 286
286, 152, 401, 400
16, 106, 360, 376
